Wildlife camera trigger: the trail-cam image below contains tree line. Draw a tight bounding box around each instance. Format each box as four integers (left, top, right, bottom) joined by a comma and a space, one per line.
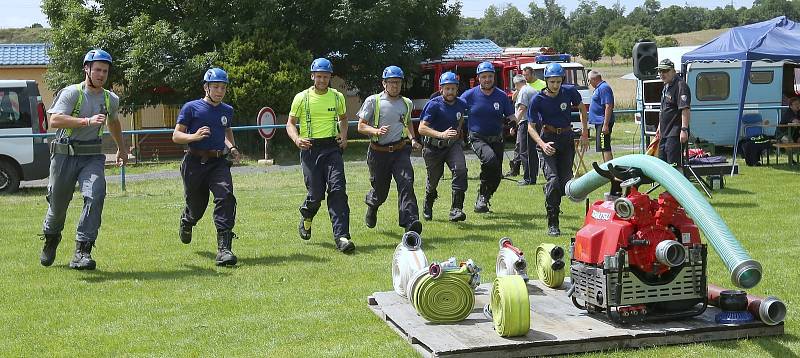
460, 0, 800, 64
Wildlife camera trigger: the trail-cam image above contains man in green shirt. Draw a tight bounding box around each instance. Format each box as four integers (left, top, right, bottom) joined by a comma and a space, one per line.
286, 58, 354, 253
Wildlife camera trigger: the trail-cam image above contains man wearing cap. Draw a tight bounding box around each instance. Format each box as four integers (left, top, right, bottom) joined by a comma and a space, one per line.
418, 72, 469, 222
588, 70, 615, 162
39, 49, 127, 270
286, 58, 354, 253
357, 66, 422, 235
172, 67, 240, 266
654, 59, 691, 165
460, 61, 516, 213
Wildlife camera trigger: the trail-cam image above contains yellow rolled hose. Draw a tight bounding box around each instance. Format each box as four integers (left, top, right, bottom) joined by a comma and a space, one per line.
534, 243, 566, 288
411, 265, 475, 323
490, 275, 531, 337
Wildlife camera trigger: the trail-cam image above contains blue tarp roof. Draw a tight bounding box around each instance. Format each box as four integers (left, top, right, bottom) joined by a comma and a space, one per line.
0, 43, 50, 66
682, 16, 800, 63
442, 39, 502, 60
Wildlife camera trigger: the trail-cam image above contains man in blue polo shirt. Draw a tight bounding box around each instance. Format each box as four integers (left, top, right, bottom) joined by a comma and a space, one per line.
460, 62, 516, 213
528, 63, 588, 236
172, 67, 241, 266
588, 70, 615, 162
418, 72, 469, 222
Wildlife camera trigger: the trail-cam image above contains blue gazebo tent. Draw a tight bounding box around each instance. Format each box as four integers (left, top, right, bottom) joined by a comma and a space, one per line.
681, 16, 800, 172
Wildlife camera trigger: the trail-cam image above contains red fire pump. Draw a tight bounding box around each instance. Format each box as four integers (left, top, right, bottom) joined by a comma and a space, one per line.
568, 164, 708, 323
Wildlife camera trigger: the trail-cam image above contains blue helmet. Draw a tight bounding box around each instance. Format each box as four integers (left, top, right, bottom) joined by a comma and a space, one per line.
310, 58, 333, 73
203, 68, 229, 84
544, 63, 565, 78
382, 65, 404, 79
83, 49, 112, 66
439, 72, 459, 86
476, 61, 495, 75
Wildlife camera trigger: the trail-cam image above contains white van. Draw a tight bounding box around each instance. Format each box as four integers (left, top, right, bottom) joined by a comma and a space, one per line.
0, 80, 50, 193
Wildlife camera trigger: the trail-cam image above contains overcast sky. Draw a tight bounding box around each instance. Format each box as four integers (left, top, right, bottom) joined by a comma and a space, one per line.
3, 0, 755, 29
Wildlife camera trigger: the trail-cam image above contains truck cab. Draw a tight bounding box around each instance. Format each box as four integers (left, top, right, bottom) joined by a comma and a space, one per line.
0, 80, 50, 193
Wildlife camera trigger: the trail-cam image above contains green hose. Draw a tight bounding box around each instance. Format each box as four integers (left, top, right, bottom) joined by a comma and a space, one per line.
491, 275, 531, 337
411, 266, 475, 323
564, 154, 762, 289
534, 244, 566, 288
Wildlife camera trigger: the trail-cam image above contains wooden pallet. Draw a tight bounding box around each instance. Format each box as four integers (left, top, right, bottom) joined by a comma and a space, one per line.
368, 280, 784, 357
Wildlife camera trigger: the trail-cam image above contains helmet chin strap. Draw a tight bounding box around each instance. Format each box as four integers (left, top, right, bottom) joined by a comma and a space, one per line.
204, 86, 221, 104
85, 63, 99, 89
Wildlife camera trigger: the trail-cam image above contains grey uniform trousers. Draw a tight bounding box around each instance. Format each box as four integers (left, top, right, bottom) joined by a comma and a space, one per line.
300, 142, 350, 239
538, 130, 575, 215
365, 145, 419, 228
42, 153, 106, 242
422, 141, 468, 197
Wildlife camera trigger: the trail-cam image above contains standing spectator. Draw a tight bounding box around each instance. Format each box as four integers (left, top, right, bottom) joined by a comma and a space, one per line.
40, 49, 128, 270
357, 66, 423, 234
286, 58, 354, 253
527, 63, 589, 236
588, 70, 615, 162
418, 72, 469, 222
515, 74, 541, 185
173, 68, 240, 266
506, 74, 528, 177
460, 62, 516, 213
654, 59, 691, 166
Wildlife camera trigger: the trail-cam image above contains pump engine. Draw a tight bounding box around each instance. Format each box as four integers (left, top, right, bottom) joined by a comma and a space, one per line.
568, 163, 707, 323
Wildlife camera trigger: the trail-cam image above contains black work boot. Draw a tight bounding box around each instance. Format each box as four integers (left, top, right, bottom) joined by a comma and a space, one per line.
69, 241, 96, 270
179, 223, 192, 244
449, 191, 467, 222
40, 233, 62, 267
547, 212, 561, 237
365, 205, 378, 228
334, 236, 355, 253
474, 192, 490, 213
504, 161, 520, 177
215, 231, 238, 266
422, 192, 437, 221
406, 220, 422, 235
298, 216, 312, 240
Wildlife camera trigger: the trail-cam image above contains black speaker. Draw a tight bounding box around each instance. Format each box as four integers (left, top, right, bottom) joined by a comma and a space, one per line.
633, 41, 658, 80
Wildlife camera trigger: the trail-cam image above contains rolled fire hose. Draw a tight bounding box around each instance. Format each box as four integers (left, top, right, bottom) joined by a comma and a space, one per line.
411, 260, 479, 323
391, 231, 428, 298
707, 284, 786, 325
490, 275, 531, 337
496, 238, 529, 282
534, 243, 566, 288
564, 154, 762, 289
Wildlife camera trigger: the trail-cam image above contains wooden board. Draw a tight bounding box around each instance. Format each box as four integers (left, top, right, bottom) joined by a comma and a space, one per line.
368, 280, 784, 357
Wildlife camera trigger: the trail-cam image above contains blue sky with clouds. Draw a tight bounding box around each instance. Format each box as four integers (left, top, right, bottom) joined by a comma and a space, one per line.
3, 0, 755, 28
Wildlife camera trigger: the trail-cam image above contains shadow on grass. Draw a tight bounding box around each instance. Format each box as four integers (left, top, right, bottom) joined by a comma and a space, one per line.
11, 187, 48, 197
305, 241, 398, 255
194, 251, 329, 266
79, 264, 228, 283
706, 332, 798, 356
711, 202, 759, 208
715, 187, 756, 195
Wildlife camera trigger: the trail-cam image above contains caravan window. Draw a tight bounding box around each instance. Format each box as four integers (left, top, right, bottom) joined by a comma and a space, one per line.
696, 72, 729, 101
0, 89, 26, 129
749, 71, 774, 84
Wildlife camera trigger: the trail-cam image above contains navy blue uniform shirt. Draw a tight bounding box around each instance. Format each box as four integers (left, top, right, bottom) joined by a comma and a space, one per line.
420, 96, 468, 132
528, 85, 582, 128
459, 86, 513, 136
177, 99, 233, 150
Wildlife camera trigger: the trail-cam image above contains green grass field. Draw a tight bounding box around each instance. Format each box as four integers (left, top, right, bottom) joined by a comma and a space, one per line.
2, 121, 799, 357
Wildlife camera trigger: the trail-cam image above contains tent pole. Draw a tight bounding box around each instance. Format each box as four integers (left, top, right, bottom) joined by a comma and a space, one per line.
730, 60, 752, 176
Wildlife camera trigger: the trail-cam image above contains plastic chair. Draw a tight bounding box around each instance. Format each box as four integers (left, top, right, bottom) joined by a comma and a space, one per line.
740, 113, 772, 164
